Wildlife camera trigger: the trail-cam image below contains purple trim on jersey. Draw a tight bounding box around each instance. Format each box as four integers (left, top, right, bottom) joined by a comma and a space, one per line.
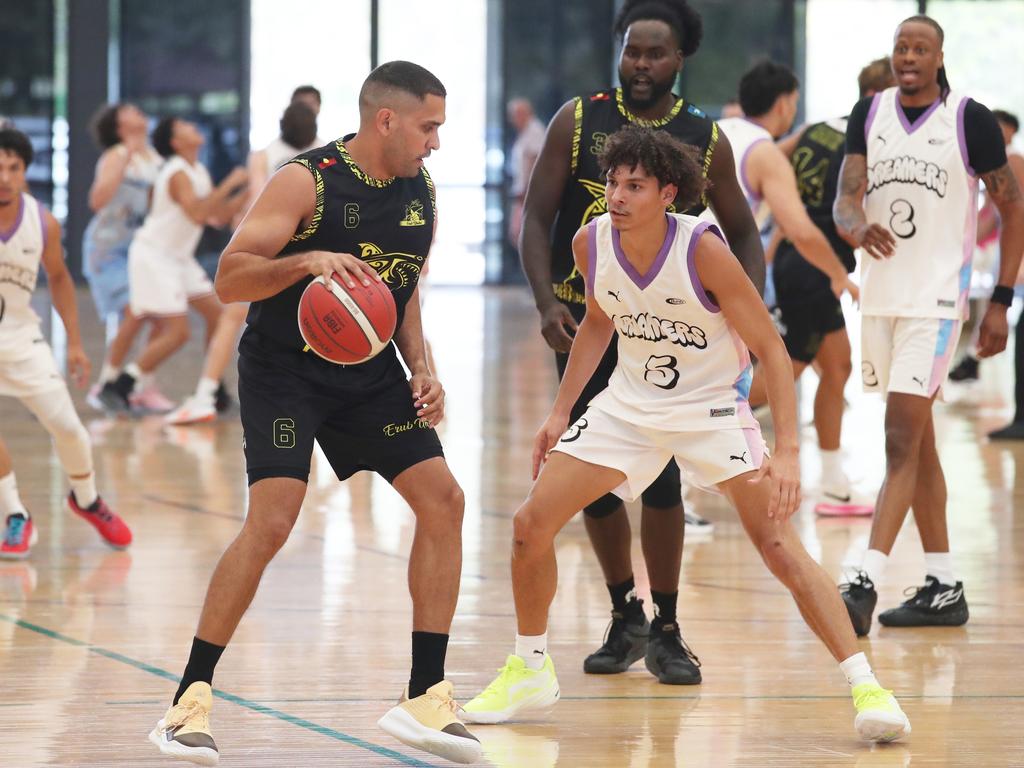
863, 93, 882, 145
611, 214, 677, 291
0, 194, 25, 243
955, 97, 977, 177
739, 137, 770, 203
585, 220, 598, 297
37, 201, 48, 252
895, 91, 941, 135
686, 221, 726, 313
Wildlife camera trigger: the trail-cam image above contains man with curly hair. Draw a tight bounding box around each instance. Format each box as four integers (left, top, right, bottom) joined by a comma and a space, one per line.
464, 126, 910, 743
518, 0, 765, 689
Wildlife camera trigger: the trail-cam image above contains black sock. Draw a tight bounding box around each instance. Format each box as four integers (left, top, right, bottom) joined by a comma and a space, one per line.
607, 576, 637, 614
174, 637, 226, 705
409, 631, 448, 698
651, 590, 678, 626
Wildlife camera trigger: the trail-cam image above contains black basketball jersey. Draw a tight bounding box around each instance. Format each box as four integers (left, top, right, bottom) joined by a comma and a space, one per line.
550, 88, 719, 306
784, 118, 855, 271
245, 135, 435, 379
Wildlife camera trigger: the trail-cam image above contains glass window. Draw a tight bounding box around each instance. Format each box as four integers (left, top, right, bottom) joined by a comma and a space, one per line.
804, 0, 917, 122
927, 0, 1024, 146
249, 0, 370, 150
378, 0, 488, 285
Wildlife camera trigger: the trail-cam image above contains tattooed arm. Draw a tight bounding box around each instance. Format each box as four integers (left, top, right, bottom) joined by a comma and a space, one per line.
832, 153, 896, 259
977, 162, 1024, 357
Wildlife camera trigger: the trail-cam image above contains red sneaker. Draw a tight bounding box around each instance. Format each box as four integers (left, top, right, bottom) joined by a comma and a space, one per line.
67, 493, 132, 549
0, 513, 37, 560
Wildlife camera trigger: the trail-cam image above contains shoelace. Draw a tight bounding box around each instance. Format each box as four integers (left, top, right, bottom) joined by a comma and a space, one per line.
853, 686, 896, 710
900, 581, 936, 606
164, 699, 209, 733
3, 516, 26, 546
658, 625, 702, 668
838, 570, 873, 594
479, 662, 529, 699
425, 690, 460, 716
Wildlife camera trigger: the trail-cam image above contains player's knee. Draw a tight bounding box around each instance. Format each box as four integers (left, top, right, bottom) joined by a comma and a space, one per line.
421, 479, 464, 532
512, 504, 551, 560
884, 423, 920, 470
757, 536, 798, 584
247, 513, 295, 558
822, 355, 853, 385
640, 465, 682, 509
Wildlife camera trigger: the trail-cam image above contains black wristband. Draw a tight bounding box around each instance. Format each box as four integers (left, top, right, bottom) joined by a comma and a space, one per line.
991, 285, 1014, 307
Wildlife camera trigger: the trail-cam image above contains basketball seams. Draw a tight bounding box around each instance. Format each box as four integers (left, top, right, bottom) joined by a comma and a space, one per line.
299, 283, 371, 361
297, 276, 397, 364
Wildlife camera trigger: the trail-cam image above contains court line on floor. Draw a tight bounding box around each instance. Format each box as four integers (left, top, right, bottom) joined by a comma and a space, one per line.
0, 612, 439, 767
142, 493, 487, 580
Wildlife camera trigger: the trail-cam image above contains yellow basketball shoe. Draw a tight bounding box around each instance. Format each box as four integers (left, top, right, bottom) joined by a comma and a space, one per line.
461, 654, 560, 724
377, 680, 482, 764
853, 683, 911, 742
148, 682, 219, 766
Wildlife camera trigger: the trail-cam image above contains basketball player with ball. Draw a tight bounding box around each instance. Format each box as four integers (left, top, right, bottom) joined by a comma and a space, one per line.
148, 61, 482, 766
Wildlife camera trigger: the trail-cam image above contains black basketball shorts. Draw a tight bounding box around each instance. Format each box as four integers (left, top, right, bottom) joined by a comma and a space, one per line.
237, 330, 444, 486
775, 290, 847, 364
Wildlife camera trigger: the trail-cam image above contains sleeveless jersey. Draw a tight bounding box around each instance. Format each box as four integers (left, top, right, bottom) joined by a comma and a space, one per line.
702, 117, 773, 232
82, 146, 162, 273
785, 117, 855, 268
131, 155, 212, 260
551, 88, 719, 306
262, 136, 319, 175
0, 194, 47, 359
245, 136, 436, 382
862, 88, 978, 319
585, 212, 757, 431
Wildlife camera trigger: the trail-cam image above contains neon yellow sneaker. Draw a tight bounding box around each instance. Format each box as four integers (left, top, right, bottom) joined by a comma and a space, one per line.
377, 680, 481, 764
462, 654, 560, 724
853, 683, 911, 742
148, 681, 219, 765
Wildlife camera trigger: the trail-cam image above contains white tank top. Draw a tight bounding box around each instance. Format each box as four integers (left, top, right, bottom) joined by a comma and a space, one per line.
131, 155, 212, 259
701, 117, 773, 233
0, 194, 47, 358
262, 137, 317, 175
585, 212, 758, 431
861, 88, 977, 319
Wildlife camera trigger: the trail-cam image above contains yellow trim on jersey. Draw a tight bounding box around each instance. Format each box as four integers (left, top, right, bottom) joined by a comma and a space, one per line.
422, 166, 436, 209
615, 88, 684, 128
701, 122, 719, 209
336, 139, 395, 188
288, 158, 325, 242
570, 97, 583, 174
552, 281, 586, 305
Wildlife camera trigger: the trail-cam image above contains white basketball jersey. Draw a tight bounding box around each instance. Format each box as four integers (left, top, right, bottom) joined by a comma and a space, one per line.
862, 88, 978, 319
586, 212, 758, 431
262, 137, 317, 175
0, 194, 47, 359
701, 117, 773, 233
131, 155, 213, 259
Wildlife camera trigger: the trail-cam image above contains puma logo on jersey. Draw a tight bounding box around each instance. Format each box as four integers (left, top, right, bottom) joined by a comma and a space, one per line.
912, 376, 925, 388
607, 290, 622, 302
875, 135, 887, 145
729, 452, 748, 464
931, 586, 962, 609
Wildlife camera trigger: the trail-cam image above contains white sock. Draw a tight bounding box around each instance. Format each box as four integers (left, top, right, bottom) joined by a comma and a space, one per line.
839, 651, 879, 688
0, 473, 26, 516
924, 551, 957, 585
70, 474, 99, 509
99, 362, 120, 384
196, 377, 218, 402
515, 633, 547, 670
861, 549, 889, 587
820, 448, 848, 492
124, 362, 142, 382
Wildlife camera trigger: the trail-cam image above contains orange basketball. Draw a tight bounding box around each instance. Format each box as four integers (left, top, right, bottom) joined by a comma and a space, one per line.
297, 273, 397, 364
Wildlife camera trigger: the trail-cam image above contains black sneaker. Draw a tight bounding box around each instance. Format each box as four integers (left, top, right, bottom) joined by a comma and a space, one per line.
214, 382, 233, 414
948, 355, 979, 382
583, 600, 649, 674
989, 421, 1024, 441
839, 571, 877, 637
97, 372, 135, 413
878, 576, 968, 628
644, 619, 701, 685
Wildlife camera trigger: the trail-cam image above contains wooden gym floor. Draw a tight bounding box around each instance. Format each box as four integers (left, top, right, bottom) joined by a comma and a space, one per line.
1, 287, 1022, 767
